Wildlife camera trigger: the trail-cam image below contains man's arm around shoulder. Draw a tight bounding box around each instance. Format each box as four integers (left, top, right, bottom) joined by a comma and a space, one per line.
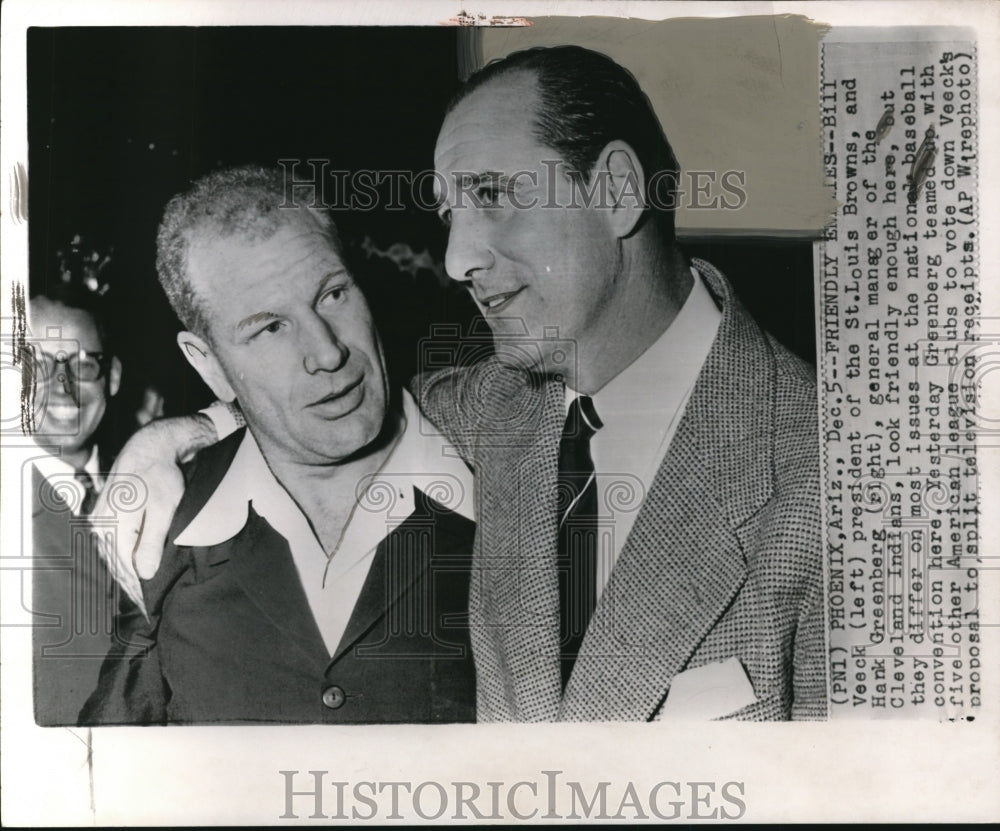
96, 413, 219, 608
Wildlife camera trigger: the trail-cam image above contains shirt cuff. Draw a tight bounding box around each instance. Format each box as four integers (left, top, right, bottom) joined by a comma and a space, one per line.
198, 400, 245, 440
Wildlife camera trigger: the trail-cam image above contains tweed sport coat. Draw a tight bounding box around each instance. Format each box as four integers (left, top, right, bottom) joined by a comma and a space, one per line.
415, 259, 827, 721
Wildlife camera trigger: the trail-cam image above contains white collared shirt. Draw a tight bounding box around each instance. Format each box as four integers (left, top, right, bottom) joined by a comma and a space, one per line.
30, 442, 103, 516
173, 390, 475, 656
566, 267, 723, 600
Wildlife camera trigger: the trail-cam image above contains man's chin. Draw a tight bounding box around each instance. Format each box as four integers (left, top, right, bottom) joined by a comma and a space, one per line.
37, 431, 91, 455
490, 339, 548, 374
491, 343, 576, 383
34, 424, 80, 442
295, 411, 393, 467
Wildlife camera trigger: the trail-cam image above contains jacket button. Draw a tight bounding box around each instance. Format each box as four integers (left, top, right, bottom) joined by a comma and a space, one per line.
321, 685, 346, 710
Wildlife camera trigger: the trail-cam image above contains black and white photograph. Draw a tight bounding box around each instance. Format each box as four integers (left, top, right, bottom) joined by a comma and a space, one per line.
1, 0, 997, 824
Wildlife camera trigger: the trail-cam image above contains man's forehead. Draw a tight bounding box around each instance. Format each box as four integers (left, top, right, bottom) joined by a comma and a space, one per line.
435, 71, 543, 166
185, 210, 345, 329
187, 211, 337, 267
29, 298, 101, 346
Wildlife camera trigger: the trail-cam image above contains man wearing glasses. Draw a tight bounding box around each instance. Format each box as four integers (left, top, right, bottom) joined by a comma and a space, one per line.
26, 281, 128, 725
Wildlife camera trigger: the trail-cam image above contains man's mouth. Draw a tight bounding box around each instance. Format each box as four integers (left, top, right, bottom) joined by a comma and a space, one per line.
308, 376, 365, 416
478, 287, 525, 314
45, 403, 80, 422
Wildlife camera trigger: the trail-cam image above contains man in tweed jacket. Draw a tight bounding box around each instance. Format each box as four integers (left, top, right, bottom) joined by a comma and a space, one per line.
99, 46, 826, 721
421, 46, 826, 720
415, 259, 825, 720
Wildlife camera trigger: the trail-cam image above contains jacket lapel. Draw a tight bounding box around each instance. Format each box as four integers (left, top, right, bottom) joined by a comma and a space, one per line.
560, 414, 750, 720
472, 367, 566, 720
219, 507, 329, 665
328, 488, 463, 665
32, 467, 69, 518
561, 261, 776, 720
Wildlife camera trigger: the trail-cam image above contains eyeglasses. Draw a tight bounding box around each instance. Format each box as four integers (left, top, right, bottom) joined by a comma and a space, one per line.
24, 345, 112, 383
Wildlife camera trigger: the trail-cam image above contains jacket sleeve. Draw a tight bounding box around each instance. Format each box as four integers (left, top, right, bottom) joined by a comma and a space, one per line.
77, 545, 189, 725
790, 558, 829, 720
77, 601, 166, 725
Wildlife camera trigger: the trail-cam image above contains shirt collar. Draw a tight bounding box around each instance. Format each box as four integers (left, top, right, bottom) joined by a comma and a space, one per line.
173, 389, 474, 555
31, 440, 101, 479
565, 265, 722, 421
31, 441, 102, 514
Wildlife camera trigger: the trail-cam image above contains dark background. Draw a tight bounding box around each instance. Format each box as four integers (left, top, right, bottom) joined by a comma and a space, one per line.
27, 27, 815, 456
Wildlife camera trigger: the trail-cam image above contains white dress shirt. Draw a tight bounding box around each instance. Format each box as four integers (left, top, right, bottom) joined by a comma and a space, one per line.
173, 390, 475, 656
30, 441, 103, 515
566, 267, 723, 600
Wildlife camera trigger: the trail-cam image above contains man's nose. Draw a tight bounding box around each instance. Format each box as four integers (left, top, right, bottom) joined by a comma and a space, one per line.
444, 211, 495, 284
301, 314, 349, 374
45, 362, 80, 402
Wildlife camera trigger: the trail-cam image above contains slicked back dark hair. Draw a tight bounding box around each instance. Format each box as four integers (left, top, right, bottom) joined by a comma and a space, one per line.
448, 45, 680, 238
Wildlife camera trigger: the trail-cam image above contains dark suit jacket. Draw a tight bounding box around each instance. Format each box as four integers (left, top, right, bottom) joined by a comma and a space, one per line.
415, 259, 827, 721
80, 432, 477, 724
31, 467, 130, 725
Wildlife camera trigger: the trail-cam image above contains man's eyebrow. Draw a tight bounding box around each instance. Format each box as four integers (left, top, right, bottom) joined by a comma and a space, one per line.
458, 171, 513, 190
312, 270, 351, 303
236, 311, 278, 332
437, 173, 517, 217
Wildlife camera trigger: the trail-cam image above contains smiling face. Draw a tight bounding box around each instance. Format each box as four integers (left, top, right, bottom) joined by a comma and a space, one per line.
181, 208, 389, 468
29, 298, 121, 466
434, 72, 625, 380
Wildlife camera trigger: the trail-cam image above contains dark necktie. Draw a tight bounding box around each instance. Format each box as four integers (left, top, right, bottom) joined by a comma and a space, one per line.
73, 468, 98, 515
557, 394, 602, 689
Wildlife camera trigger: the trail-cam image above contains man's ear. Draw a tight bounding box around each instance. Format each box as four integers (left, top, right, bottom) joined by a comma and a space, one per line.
176, 331, 236, 403
108, 356, 123, 398
593, 140, 646, 238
